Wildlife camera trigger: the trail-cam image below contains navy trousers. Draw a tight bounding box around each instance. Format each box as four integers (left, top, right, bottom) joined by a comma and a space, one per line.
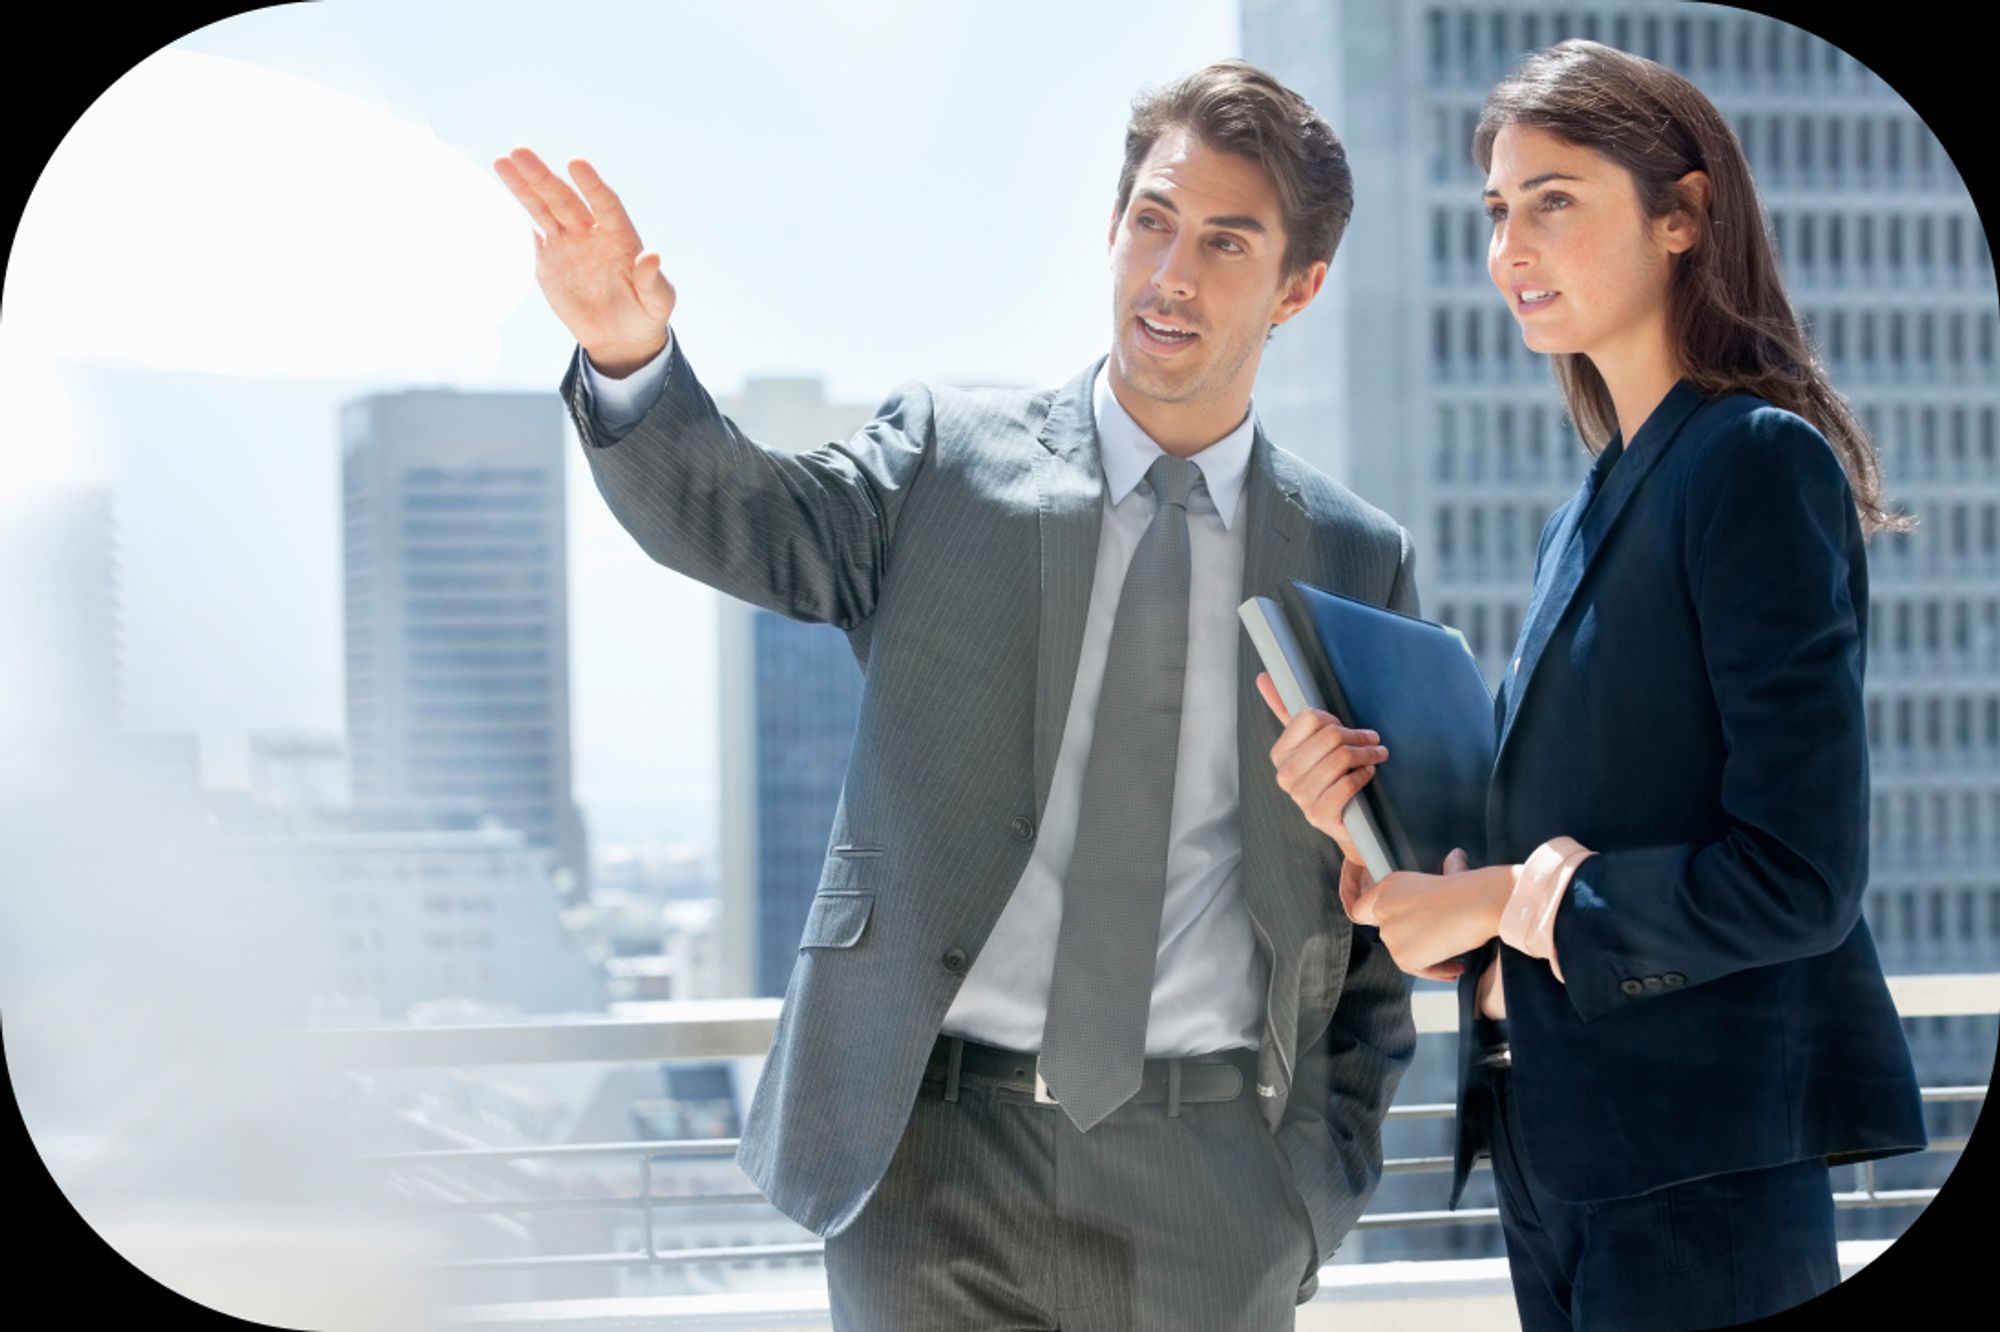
1482, 1064, 1842, 1331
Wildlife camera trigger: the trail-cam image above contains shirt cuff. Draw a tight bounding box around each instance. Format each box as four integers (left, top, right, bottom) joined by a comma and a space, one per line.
1498, 837, 1594, 984
579, 328, 675, 434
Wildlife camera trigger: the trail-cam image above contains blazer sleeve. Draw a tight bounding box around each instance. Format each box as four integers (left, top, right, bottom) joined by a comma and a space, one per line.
559, 334, 935, 629
1549, 407, 1871, 1022
1279, 519, 1422, 1256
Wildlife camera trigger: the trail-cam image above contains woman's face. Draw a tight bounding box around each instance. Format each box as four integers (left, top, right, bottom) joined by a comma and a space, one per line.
1483, 123, 1690, 371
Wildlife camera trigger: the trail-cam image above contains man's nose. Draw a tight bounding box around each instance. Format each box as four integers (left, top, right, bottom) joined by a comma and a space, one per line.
1153, 234, 1198, 301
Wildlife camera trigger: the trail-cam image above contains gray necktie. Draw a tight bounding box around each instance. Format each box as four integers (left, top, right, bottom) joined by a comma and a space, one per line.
1040, 453, 1198, 1133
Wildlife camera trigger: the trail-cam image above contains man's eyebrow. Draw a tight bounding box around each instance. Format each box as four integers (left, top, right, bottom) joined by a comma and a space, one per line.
1482, 171, 1584, 199
1135, 188, 1268, 235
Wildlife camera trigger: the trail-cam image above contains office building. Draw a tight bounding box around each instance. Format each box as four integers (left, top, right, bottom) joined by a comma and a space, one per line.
340, 388, 590, 900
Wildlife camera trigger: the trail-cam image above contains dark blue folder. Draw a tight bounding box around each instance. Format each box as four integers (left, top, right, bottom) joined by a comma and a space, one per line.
1279, 579, 1497, 873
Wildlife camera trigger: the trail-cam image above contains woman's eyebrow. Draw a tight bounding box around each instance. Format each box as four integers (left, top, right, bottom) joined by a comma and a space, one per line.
1482, 171, 1585, 199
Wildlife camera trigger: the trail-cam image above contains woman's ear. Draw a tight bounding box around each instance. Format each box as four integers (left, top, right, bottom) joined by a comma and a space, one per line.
1662, 169, 1711, 256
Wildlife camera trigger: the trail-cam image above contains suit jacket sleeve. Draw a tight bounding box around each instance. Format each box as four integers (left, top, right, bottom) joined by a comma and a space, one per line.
559, 334, 936, 629
1550, 408, 1871, 1022
1280, 523, 1421, 1256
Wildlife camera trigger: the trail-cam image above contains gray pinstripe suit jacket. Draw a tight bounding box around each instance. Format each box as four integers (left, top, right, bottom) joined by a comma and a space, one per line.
560, 337, 1420, 1258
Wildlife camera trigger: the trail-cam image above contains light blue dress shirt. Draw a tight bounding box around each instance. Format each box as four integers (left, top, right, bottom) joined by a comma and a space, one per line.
581, 338, 1266, 1055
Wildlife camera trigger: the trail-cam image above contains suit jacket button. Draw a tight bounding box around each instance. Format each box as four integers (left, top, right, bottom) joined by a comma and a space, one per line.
1663, 972, 1685, 987
942, 947, 969, 974
1619, 978, 1644, 996
1009, 816, 1035, 841
1643, 975, 1664, 991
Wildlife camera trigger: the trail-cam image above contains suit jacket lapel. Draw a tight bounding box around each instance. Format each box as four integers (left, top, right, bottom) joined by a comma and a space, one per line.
1030, 358, 1108, 819
1492, 381, 1707, 768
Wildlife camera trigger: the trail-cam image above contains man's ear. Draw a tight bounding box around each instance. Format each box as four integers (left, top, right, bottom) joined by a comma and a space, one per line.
1108, 203, 1123, 252
1270, 259, 1329, 328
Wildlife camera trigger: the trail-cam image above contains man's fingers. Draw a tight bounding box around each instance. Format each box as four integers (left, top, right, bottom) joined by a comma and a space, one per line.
1443, 847, 1470, 874
568, 157, 638, 237
504, 146, 596, 234
634, 252, 675, 321
495, 156, 564, 236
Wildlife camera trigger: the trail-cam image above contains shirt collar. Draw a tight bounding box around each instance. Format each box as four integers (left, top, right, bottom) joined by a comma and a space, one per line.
1091, 363, 1255, 530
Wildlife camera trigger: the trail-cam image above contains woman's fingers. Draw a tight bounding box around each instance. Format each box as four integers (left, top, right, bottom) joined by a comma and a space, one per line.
1337, 857, 1374, 918
1277, 720, 1380, 792
1443, 847, 1470, 874
1255, 672, 1288, 724
1303, 763, 1376, 846
1345, 873, 1386, 927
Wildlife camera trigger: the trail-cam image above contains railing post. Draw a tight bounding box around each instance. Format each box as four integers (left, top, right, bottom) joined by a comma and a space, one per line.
641, 1152, 657, 1261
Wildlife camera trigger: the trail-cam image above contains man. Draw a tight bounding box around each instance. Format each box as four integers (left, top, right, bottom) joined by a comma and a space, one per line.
496, 59, 1418, 1330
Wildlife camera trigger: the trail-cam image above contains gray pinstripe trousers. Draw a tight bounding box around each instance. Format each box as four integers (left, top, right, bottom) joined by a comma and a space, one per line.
824, 1050, 1320, 1331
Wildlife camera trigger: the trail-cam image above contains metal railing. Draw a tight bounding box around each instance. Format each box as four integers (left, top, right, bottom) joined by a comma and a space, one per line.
304, 973, 1998, 1274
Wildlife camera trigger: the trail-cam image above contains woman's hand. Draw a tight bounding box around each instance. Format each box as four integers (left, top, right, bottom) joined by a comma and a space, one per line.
1256, 672, 1387, 866
1348, 848, 1509, 981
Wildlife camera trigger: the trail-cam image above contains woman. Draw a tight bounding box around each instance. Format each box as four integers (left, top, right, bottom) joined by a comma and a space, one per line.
1258, 39, 1927, 1331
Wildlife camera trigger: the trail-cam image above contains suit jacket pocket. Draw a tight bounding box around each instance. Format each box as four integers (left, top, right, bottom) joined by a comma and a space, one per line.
798, 891, 875, 950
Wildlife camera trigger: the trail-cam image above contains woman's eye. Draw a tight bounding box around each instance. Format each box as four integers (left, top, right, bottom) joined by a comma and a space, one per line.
1485, 204, 1506, 222
1542, 194, 1571, 211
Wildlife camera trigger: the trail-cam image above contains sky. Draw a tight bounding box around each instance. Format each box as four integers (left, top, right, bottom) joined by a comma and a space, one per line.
1, 0, 1242, 858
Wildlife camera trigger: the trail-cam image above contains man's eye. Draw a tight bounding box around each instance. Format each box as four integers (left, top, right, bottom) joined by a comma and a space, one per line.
1214, 237, 1242, 253
1139, 214, 1165, 230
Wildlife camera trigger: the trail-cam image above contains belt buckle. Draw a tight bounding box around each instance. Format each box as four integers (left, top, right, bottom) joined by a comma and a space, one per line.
1033, 1057, 1057, 1104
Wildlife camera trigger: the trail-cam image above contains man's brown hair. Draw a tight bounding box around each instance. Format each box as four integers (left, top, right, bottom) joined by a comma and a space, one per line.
1116, 59, 1354, 283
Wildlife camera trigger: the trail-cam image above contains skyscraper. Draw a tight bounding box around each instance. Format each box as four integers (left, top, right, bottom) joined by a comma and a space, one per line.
341, 388, 590, 900
1242, 0, 1996, 1259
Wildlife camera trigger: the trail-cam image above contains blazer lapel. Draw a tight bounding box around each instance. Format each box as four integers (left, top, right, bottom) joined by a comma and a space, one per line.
1492, 381, 1707, 768
1030, 359, 1109, 818
1235, 430, 1327, 1124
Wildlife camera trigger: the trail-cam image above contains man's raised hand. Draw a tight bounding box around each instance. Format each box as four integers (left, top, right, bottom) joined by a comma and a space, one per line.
494, 148, 675, 376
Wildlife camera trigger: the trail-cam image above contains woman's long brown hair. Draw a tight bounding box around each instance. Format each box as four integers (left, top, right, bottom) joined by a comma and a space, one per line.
1474, 39, 1910, 536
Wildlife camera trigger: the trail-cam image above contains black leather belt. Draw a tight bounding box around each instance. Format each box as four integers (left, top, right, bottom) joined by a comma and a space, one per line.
925, 1035, 1259, 1111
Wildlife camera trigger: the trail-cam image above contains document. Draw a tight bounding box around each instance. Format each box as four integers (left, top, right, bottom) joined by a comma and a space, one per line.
1240, 581, 1496, 881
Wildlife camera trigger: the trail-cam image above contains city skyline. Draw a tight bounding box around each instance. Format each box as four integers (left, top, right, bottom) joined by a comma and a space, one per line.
1, 0, 1239, 860
9, 2, 1981, 874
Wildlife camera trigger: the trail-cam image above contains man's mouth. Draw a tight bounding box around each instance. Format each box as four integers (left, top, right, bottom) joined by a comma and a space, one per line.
1136, 314, 1200, 350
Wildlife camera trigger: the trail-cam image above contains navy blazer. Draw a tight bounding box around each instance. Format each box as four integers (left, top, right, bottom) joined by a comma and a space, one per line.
1447, 378, 1928, 1208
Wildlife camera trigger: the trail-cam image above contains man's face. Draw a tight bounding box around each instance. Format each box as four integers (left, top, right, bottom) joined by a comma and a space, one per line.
1107, 127, 1322, 421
